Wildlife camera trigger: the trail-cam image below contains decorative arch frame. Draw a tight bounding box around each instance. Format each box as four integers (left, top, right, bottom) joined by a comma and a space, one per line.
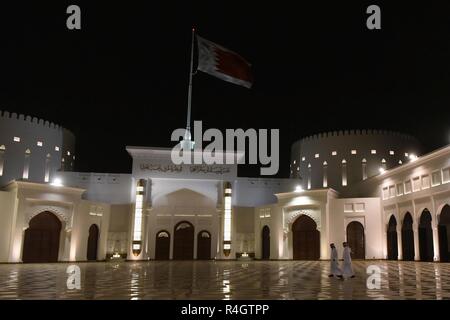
284, 209, 321, 233
27, 206, 69, 229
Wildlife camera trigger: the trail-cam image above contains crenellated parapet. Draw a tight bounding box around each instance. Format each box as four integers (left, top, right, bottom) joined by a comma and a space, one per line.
290, 129, 423, 196
0, 109, 76, 186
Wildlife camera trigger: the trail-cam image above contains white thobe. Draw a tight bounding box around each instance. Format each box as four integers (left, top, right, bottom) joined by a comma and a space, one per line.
342, 247, 354, 278
330, 248, 341, 276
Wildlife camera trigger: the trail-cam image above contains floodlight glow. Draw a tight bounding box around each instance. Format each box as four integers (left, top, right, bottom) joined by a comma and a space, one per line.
51, 178, 63, 187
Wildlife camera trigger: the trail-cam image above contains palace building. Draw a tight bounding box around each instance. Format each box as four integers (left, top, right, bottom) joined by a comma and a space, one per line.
0, 110, 449, 263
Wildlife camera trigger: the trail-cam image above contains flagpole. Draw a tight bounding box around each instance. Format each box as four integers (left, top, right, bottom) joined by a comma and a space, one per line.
184, 27, 195, 147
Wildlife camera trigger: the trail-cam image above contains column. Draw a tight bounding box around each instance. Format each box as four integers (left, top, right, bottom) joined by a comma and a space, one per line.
396, 224, 403, 260
395, 205, 402, 260
432, 223, 440, 262
413, 223, 420, 261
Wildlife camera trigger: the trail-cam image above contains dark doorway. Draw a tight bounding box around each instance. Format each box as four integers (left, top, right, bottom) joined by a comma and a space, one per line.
292, 215, 320, 260
22, 211, 61, 263
346, 221, 365, 259
419, 209, 434, 262
387, 216, 398, 260
87, 224, 99, 261
401, 212, 415, 261
262, 225, 270, 260
197, 230, 211, 260
155, 230, 170, 260
438, 205, 450, 262
173, 221, 194, 260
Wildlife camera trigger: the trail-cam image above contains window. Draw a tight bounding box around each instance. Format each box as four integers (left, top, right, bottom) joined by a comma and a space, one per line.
396, 183, 404, 196
44, 154, 51, 183
0, 145, 5, 176
323, 161, 328, 188
405, 153, 409, 157
432, 171, 441, 187
315, 153, 319, 158
23, 149, 31, 180
389, 150, 395, 155
37, 141, 43, 147
55, 146, 60, 151
354, 203, 365, 212
421, 175, 430, 189
351, 150, 357, 155
13, 137, 20, 142
344, 204, 354, 212
342, 159, 347, 186
371, 149, 377, 154
362, 158, 367, 180
442, 167, 450, 184
389, 185, 396, 198
307, 164, 311, 189
404, 180, 412, 194
332, 151, 337, 156
382, 187, 389, 200
381, 158, 387, 170
412, 177, 421, 192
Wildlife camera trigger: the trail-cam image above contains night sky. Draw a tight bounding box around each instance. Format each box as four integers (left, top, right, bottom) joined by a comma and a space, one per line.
1, 1, 450, 177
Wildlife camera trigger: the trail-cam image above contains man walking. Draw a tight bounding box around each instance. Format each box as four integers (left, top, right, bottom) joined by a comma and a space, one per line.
341, 242, 355, 279
329, 243, 342, 278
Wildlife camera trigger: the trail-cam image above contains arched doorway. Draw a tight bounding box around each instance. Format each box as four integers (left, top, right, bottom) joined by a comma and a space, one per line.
155, 230, 170, 260
173, 221, 194, 260
262, 226, 270, 260
87, 224, 99, 261
292, 215, 320, 260
22, 211, 62, 263
346, 221, 365, 259
401, 212, 415, 261
438, 205, 450, 262
419, 209, 434, 262
197, 230, 211, 260
387, 216, 398, 260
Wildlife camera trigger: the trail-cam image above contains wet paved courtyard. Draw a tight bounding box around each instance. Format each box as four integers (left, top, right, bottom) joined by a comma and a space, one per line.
0, 260, 449, 300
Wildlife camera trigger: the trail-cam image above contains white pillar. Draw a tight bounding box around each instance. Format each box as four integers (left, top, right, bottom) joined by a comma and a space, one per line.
432, 224, 440, 262
413, 224, 420, 261
395, 226, 402, 260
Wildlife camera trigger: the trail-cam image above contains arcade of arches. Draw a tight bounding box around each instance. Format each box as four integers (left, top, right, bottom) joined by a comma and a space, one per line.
386, 205, 450, 262
155, 222, 212, 260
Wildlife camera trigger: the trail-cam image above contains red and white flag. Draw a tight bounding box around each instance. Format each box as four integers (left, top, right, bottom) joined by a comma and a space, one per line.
197, 35, 253, 88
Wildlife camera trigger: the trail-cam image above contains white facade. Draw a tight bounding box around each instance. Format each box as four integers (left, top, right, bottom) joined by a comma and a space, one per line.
0, 116, 449, 263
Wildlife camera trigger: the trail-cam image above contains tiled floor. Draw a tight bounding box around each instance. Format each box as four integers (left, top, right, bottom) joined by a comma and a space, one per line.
0, 260, 449, 300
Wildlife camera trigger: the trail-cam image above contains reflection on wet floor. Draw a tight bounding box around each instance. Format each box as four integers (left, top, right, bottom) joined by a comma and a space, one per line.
0, 260, 449, 300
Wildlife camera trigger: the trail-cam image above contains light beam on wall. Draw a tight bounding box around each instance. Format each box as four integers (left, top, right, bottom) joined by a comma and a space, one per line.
132, 179, 145, 257
223, 182, 232, 256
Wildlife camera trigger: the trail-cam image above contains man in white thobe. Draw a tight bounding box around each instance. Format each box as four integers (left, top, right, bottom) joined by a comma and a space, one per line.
341, 242, 355, 279
329, 243, 342, 278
